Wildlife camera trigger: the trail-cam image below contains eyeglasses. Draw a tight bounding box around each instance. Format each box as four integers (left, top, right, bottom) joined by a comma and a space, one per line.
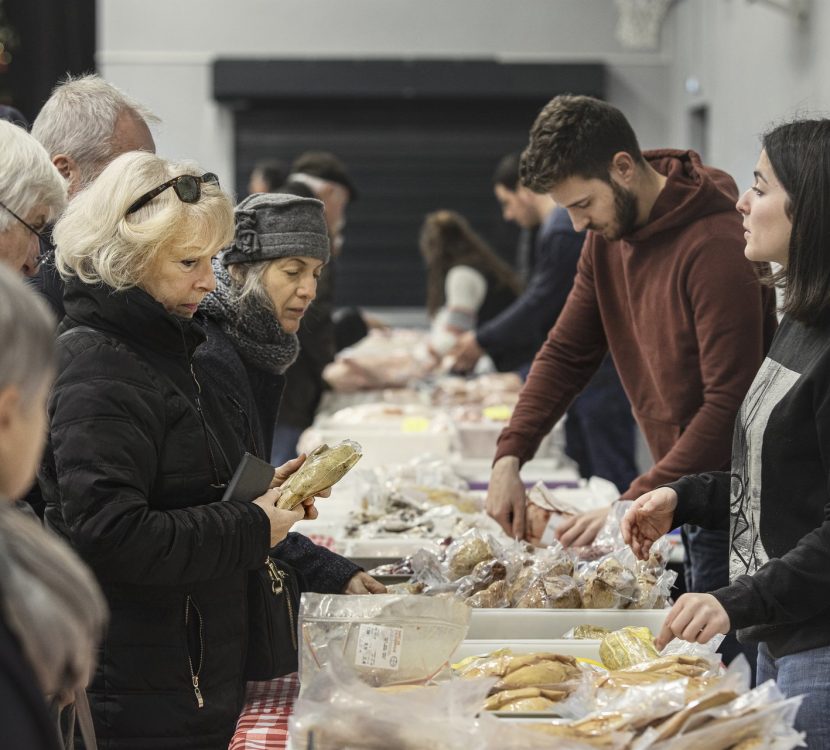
0, 198, 54, 265
126, 172, 219, 216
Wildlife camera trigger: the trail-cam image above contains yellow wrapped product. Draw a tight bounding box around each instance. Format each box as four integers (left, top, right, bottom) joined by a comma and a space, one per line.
276, 440, 362, 509
599, 626, 660, 670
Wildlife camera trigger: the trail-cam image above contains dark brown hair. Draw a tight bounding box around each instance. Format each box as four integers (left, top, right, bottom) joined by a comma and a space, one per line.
763, 119, 830, 325
419, 210, 522, 316
520, 95, 644, 194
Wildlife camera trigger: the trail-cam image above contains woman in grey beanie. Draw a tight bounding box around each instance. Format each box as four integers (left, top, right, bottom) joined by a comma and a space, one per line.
197, 193, 385, 596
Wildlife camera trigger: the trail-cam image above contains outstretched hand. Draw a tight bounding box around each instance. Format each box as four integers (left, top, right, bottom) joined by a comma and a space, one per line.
343, 571, 387, 594
621, 487, 678, 560
656, 593, 730, 650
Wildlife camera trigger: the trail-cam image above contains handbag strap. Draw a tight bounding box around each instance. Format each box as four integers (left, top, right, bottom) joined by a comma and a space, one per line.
74, 688, 98, 750
58, 325, 234, 477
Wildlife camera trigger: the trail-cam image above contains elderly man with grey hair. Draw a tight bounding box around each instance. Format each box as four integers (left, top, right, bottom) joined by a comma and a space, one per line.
30, 73, 157, 318
0, 121, 66, 277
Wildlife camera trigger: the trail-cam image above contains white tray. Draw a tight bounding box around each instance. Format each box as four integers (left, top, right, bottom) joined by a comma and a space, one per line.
466, 608, 668, 639
452, 638, 602, 662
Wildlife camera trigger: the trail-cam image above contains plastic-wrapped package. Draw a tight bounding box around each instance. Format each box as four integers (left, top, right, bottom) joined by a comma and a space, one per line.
290, 649, 492, 750
599, 626, 661, 669
444, 529, 501, 580
579, 553, 639, 609
634, 680, 804, 750
298, 592, 470, 688
276, 440, 362, 509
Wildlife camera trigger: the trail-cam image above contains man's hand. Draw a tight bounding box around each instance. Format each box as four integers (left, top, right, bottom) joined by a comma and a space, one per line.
449, 331, 484, 373
621, 487, 678, 560
486, 456, 526, 539
555, 506, 610, 548
343, 571, 387, 594
656, 593, 730, 650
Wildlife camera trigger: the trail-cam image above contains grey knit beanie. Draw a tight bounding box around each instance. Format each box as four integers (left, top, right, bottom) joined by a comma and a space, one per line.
222, 192, 330, 266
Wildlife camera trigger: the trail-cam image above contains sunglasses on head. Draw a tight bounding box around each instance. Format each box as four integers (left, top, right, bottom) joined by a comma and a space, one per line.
126, 172, 219, 216
0, 197, 54, 266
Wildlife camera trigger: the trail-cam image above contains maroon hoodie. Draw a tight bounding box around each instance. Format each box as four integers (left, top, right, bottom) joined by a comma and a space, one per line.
495, 149, 778, 498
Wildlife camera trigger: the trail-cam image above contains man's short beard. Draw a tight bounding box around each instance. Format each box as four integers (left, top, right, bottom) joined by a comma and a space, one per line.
606, 180, 639, 241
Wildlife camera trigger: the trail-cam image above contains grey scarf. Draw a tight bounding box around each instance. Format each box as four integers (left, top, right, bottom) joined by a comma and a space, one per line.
201, 262, 299, 375
0, 502, 107, 703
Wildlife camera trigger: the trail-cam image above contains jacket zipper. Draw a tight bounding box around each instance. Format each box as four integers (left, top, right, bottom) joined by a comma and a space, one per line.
185, 595, 206, 709
266, 559, 297, 650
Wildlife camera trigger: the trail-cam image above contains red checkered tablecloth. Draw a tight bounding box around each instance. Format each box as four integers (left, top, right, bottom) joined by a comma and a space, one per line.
229, 673, 300, 750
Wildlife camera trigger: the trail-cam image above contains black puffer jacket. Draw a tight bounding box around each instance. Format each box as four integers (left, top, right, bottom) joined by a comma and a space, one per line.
39, 279, 271, 750
196, 319, 361, 593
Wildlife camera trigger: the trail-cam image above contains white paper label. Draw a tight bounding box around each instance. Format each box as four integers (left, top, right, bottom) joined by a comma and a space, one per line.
355, 624, 403, 670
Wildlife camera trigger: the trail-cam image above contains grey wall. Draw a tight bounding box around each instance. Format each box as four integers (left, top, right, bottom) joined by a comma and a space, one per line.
98, 0, 672, 185
665, 0, 825, 191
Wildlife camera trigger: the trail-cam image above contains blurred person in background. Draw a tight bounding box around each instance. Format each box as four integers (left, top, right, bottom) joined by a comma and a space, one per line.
0, 120, 66, 277
30, 73, 158, 320
198, 192, 385, 594
419, 209, 521, 361
39, 151, 314, 748
247, 158, 288, 195
0, 266, 106, 750
273, 151, 384, 463
453, 152, 637, 495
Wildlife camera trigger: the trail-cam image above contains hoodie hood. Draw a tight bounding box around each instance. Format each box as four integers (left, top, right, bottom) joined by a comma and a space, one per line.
624, 149, 740, 244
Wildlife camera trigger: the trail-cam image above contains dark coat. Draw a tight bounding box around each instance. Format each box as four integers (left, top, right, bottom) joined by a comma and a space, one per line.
39, 278, 271, 750
0, 616, 61, 750
196, 318, 361, 594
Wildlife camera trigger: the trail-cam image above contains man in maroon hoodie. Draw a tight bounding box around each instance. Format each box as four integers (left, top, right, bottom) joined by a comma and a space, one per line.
487, 95, 776, 663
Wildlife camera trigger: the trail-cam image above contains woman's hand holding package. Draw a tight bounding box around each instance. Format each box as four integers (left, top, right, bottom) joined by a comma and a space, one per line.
656, 593, 730, 649
621, 487, 678, 560
253, 487, 306, 547
343, 571, 388, 594
270, 454, 332, 498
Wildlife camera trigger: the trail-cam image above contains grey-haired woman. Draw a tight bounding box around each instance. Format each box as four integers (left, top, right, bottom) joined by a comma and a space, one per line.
198, 192, 385, 595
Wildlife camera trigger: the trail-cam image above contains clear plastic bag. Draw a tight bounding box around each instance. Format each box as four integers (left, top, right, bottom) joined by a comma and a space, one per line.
298, 592, 470, 688
290, 652, 492, 750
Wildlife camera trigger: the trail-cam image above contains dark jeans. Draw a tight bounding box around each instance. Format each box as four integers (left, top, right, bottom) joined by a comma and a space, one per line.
682, 524, 758, 681
563, 356, 638, 493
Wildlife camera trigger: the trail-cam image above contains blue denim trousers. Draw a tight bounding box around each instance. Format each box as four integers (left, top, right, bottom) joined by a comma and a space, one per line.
757, 642, 830, 749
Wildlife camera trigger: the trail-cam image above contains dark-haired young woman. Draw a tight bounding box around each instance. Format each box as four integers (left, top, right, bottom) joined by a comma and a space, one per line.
420, 210, 521, 359
623, 119, 830, 748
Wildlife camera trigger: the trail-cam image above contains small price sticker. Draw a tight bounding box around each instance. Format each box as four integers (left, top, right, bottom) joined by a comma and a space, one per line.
355, 624, 403, 670
482, 404, 512, 422
401, 416, 430, 433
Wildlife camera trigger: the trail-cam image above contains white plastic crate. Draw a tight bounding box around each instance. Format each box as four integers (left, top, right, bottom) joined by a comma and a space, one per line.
466, 608, 669, 640
452, 638, 602, 662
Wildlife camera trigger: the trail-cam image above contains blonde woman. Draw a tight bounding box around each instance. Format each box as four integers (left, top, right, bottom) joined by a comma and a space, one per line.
40, 151, 313, 748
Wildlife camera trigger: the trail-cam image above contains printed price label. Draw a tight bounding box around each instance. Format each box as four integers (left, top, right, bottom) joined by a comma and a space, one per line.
401, 416, 430, 433
355, 624, 403, 670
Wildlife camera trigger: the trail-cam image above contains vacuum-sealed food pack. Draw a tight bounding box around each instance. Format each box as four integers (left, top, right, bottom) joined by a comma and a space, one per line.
298, 592, 470, 689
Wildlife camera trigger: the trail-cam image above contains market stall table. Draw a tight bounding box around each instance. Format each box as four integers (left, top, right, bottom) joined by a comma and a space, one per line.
230, 674, 299, 750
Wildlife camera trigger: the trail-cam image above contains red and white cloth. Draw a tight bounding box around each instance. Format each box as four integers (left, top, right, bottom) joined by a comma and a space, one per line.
229, 674, 300, 750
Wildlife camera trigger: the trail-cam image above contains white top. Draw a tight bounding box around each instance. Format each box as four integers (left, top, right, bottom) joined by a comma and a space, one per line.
430, 265, 487, 355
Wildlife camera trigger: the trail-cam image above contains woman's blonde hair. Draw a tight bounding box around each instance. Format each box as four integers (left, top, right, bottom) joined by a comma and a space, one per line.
54, 151, 234, 289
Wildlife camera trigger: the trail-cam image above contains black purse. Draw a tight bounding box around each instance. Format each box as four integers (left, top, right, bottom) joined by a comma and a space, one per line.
244, 556, 306, 681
